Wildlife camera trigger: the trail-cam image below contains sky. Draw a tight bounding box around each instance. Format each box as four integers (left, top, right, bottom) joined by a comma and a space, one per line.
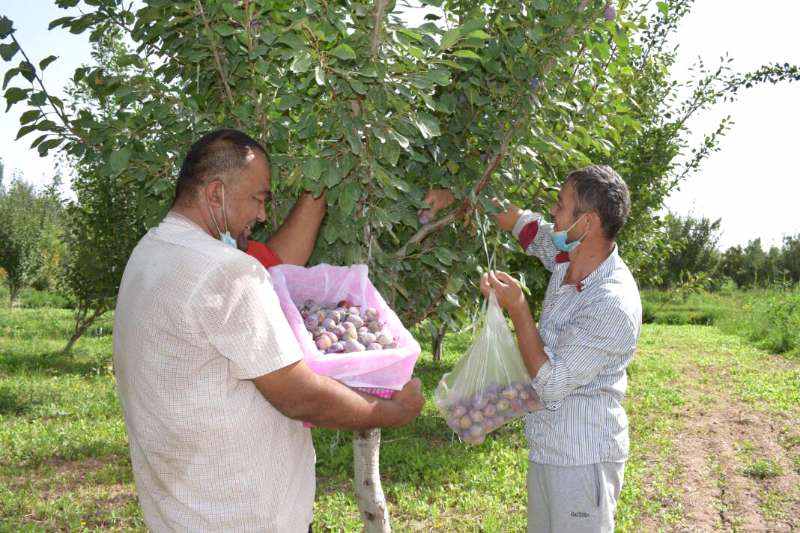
1, 1, 798, 251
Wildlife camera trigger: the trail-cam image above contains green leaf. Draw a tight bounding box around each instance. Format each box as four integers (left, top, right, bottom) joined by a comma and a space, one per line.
349, 78, 367, 95
15, 123, 37, 140
37, 137, 61, 157
424, 68, 451, 86
48, 16, 74, 30
277, 32, 305, 50
215, 24, 237, 37
3, 67, 19, 90
19, 109, 40, 125
29, 133, 47, 148
4, 86, 29, 112
337, 182, 360, 216
345, 128, 364, 155
657, 2, 669, 16
453, 49, 481, 60
467, 30, 491, 40
19, 61, 34, 82
322, 160, 340, 188
0, 16, 13, 39
412, 112, 441, 139
276, 94, 302, 111
38, 55, 58, 71
533, 0, 548, 9
330, 44, 356, 61
109, 147, 132, 175
221, 2, 241, 19
379, 139, 401, 166
302, 157, 323, 180
290, 52, 312, 74
440, 28, 462, 50
314, 65, 326, 86
305, 0, 321, 14
435, 247, 454, 265
0, 41, 20, 62
29, 91, 46, 106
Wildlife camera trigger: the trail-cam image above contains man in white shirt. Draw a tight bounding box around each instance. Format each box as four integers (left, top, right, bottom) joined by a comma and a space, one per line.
113, 129, 424, 532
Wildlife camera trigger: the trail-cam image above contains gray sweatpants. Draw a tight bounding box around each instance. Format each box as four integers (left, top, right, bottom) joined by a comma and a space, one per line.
527, 461, 625, 533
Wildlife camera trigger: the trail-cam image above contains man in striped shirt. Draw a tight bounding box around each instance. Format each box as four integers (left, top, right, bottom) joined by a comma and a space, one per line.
481, 165, 642, 532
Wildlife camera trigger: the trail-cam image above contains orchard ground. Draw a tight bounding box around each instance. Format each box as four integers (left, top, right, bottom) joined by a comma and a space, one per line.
0, 291, 798, 531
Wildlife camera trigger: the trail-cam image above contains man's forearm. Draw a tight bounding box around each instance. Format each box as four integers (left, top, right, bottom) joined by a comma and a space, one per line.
285, 373, 403, 430
509, 304, 550, 379
266, 192, 326, 266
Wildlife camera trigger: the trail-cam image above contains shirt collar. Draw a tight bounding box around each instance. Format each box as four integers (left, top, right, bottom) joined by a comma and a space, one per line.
557, 245, 619, 292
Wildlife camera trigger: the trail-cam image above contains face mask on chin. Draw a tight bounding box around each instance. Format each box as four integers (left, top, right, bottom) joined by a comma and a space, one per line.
206, 182, 238, 249
550, 213, 589, 253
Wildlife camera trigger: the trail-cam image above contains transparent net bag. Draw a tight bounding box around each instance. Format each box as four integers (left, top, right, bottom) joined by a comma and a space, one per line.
434, 290, 543, 445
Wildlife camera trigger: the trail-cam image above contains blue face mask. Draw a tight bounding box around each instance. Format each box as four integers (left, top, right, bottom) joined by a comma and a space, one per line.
551, 214, 588, 253
207, 183, 237, 249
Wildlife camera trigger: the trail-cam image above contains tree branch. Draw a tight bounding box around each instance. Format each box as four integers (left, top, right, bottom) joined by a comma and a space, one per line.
9, 33, 90, 146
370, 0, 389, 59
394, 0, 599, 258
195, 0, 242, 128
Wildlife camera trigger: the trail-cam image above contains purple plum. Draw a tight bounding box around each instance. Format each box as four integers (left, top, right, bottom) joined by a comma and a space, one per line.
604, 3, 616, 20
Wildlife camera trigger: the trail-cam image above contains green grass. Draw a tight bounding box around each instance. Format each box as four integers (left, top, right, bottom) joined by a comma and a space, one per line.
1, 301, 798, 531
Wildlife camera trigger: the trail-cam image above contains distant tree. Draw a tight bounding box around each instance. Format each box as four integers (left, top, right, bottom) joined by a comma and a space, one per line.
780, 234, 800, 284
720, 245, 748, 288
0, 177, 61, 306
650, 212, 721, 289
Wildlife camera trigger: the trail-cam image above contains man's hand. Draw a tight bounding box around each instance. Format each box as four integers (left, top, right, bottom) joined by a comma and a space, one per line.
492, 197, 523, 232
386, 378, 425, 427
481, 270, 527, 315
418, 189, 456, 224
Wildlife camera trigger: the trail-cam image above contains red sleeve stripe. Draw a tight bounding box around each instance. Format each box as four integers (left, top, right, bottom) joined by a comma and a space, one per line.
518, 220, 540, 250
246, 240, 283, 268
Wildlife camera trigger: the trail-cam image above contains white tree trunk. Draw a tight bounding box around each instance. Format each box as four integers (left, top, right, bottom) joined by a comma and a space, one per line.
353, 429, 391, 532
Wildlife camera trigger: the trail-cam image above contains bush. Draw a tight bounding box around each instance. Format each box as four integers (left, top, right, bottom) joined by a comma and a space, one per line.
641, 290, 726, 326
745, 289, 800, 356
644, 287, 800, 358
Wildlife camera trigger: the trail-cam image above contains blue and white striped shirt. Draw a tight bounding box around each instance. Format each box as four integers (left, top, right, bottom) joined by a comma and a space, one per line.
512, 211, 642, 466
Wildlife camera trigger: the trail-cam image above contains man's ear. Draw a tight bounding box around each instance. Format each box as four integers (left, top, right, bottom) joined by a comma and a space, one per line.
587, 211, 602, 236
204, 179, 224, 208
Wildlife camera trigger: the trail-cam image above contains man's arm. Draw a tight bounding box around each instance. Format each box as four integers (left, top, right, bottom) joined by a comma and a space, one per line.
485, 270, 635, 408
253, 361, 424, 430
266, 192, 326, 266
495, 200, 559, 272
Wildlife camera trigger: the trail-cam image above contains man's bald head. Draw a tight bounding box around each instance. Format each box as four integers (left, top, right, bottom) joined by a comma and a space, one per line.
173, 129, 268, 207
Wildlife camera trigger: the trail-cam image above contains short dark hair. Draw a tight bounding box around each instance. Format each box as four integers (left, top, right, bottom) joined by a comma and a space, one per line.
173, 129, 268, 206
565, 165, 630, 240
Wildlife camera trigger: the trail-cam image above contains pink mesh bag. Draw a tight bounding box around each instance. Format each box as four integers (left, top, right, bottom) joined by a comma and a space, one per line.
268, 264, 421, 399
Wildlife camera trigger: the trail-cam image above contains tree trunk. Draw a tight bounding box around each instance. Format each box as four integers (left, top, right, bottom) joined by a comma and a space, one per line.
62, 327, 85, 355
431, 322, 447, 362
63, 305, 107, 355
9, 284, 19, 308
353, 429, 391, 532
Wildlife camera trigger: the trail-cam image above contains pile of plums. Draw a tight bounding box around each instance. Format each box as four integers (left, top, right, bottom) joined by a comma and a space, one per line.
440, 381, 542, 445
299, 300, 398, 355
